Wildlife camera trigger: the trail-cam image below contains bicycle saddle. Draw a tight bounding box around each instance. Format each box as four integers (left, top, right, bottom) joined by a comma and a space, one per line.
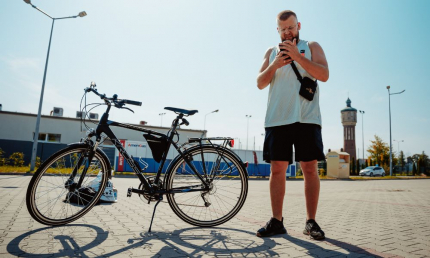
164, 107, 198, 116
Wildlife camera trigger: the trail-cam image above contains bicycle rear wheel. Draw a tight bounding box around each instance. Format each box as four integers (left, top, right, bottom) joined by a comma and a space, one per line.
26, 144, 110, 226
165, 145, 248, 227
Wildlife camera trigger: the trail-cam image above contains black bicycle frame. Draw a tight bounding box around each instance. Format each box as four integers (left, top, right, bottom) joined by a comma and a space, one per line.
91, 105, 210, 195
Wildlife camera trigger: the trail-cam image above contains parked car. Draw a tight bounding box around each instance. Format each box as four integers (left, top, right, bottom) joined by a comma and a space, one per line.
359, 166, 385, 177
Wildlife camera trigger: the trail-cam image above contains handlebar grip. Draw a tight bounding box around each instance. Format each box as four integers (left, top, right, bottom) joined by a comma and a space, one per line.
123, 99, 142, 106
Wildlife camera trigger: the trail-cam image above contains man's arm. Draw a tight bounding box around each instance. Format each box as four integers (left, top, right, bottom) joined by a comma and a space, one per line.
257, 47, 292, 90
283, 39, 329, 82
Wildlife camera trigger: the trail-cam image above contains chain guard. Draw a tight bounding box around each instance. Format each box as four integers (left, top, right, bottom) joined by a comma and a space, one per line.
138, 177, 162, 203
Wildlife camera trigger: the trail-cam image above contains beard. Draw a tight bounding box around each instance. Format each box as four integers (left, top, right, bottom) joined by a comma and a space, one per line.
282, 31, 300, 43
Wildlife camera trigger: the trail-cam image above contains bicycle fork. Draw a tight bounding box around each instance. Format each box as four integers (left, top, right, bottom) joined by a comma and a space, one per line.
65, 140, 98, 192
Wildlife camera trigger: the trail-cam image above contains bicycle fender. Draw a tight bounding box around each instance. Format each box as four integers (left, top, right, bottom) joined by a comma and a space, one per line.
67, 142, 113, 179
192, 144, 249, 178
163, 144, 249, 185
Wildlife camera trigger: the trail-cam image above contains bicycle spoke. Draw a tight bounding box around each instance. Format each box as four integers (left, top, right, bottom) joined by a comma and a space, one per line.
167, 146, 247, 226
28, 147, 107, 224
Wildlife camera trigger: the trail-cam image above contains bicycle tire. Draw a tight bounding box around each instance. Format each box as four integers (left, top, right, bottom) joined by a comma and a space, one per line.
26, 143, 110, 226
165, 145, 248, 227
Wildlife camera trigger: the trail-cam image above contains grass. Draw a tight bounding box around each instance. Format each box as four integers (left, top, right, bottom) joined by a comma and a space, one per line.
0, 166, 32, 173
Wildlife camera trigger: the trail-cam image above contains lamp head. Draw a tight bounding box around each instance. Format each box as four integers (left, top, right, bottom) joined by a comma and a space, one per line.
78, 11, 87, 17
386, 85, 390, 89
213, 109, 219, 113
23, 0, 31, 4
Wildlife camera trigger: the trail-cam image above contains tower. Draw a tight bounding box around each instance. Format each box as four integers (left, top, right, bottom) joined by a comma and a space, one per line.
341, 98, 357, 159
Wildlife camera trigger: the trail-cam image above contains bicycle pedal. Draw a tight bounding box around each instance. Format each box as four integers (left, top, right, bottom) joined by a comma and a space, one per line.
127, 187, 132, 197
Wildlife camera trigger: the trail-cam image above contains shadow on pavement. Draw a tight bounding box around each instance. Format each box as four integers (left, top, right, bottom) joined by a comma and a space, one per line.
6, 224, 108, 257
6, 224, 382, 257
103, 227, 281, 257
280, 234, 384, 257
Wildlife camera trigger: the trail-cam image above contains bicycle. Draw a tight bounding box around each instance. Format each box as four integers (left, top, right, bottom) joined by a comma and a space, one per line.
26, 82, 249, 232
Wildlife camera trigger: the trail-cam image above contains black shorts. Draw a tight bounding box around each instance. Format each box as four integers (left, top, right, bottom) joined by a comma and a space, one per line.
263, 122, 325, 163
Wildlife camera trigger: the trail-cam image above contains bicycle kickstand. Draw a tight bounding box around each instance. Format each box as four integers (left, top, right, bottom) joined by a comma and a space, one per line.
148, 195, 163, 233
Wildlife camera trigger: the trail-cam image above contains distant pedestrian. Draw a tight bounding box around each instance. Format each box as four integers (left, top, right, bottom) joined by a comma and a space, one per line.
256, 10, 329, 239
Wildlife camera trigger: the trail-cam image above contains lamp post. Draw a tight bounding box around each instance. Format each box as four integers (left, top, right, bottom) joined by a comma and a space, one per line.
387, 86, 405, 176
25, 0, 87, 172
246, 115, 252, 150
359, 110, 365, 161
393, 139, 403, 154
204, 109, 219, 136
159, 113, 166, 127
393, 139, 404, 165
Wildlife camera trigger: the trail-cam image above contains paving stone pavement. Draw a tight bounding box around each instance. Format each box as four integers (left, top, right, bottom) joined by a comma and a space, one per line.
0, 175, 429, 257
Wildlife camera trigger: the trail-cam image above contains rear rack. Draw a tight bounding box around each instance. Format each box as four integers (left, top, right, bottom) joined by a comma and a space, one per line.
188, 137, 234, 148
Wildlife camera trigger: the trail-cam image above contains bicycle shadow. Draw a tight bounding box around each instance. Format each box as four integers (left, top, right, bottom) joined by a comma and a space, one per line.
5, 224, 384, 257
6, 224, 109, 257
103, 227, 281, 257
103, 227, 368, 257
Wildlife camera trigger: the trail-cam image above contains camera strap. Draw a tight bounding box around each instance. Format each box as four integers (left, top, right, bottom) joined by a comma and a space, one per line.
290, 61, 303, 83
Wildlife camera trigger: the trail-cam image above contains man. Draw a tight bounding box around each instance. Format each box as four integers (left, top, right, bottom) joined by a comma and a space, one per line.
256, 10, 329, 239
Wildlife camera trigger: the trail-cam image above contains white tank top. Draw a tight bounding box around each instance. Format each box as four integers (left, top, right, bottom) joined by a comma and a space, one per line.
264, 39, 322, 128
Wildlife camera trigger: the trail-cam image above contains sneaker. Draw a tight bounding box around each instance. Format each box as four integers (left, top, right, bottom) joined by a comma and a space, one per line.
303, 219, 325, 240
256, 217, 287, 237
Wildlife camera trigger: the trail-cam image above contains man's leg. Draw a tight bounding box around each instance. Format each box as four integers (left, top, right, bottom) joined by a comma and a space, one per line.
256, 160, 289, 237
301, 160, 325, 240
300, 160, 319, 220
270, 161, 289, 221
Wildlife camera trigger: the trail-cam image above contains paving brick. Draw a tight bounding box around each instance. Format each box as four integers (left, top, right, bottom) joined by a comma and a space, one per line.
1, 176, 430, 257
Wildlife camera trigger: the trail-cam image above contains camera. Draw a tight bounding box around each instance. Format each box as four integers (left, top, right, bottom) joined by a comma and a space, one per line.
278, 40, 291, 60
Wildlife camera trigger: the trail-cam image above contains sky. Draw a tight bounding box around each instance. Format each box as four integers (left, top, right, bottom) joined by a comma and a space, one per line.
1, 0, 429, 159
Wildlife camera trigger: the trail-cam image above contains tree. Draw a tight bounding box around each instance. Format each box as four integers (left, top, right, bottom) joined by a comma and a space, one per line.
412, 162, 417, 175
399, 151, 406, 169
365, 159, 368, 168
418, 151, 429, 175
351, 157, 356, 175
356, 158, 360, 174
367, 135, 390, 171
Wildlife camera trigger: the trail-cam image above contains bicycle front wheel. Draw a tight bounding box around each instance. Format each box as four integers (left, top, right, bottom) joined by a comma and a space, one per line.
26, 144, 110, 226
165, 145, 248, 227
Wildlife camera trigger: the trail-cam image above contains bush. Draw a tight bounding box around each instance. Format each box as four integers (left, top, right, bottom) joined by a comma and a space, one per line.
318, 168, 326, 176
0, 148, 8, 166
9, 152, 25, 167
296, 169, 303, 176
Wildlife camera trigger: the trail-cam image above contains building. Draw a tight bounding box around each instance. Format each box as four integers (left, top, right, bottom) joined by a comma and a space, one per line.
0, 109, 280, 175
0, 110, 205, 167
341, 98, 357, 159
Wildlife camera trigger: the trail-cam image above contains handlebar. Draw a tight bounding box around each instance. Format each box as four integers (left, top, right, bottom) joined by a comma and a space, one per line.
122, 99, 142, 106
85, 86, 142, 107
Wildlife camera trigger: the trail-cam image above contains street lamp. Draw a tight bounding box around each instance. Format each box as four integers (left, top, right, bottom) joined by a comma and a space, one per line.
246, 115, 252, 150
393, 139, 404, 157
204, 109, 219, 136
387, 86, 405, 176
159, 113, 166, 127
359, 110, 365, 161
25, 0, 87, 171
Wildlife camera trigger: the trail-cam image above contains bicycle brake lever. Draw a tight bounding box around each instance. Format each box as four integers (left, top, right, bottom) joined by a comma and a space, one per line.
121, 107, 134, 113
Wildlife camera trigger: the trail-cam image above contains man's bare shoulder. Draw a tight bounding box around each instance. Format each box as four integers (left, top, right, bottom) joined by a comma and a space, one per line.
263, 47, 275, 58
308, 41, 324, 51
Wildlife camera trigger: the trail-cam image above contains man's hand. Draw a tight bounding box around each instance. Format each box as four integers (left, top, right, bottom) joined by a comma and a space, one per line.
281, 39, 300, 61
273, 50, 292, 69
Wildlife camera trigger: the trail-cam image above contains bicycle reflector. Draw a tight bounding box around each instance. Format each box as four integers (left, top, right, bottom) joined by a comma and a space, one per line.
228, 139, 234, 148
244, 161, 249, 168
